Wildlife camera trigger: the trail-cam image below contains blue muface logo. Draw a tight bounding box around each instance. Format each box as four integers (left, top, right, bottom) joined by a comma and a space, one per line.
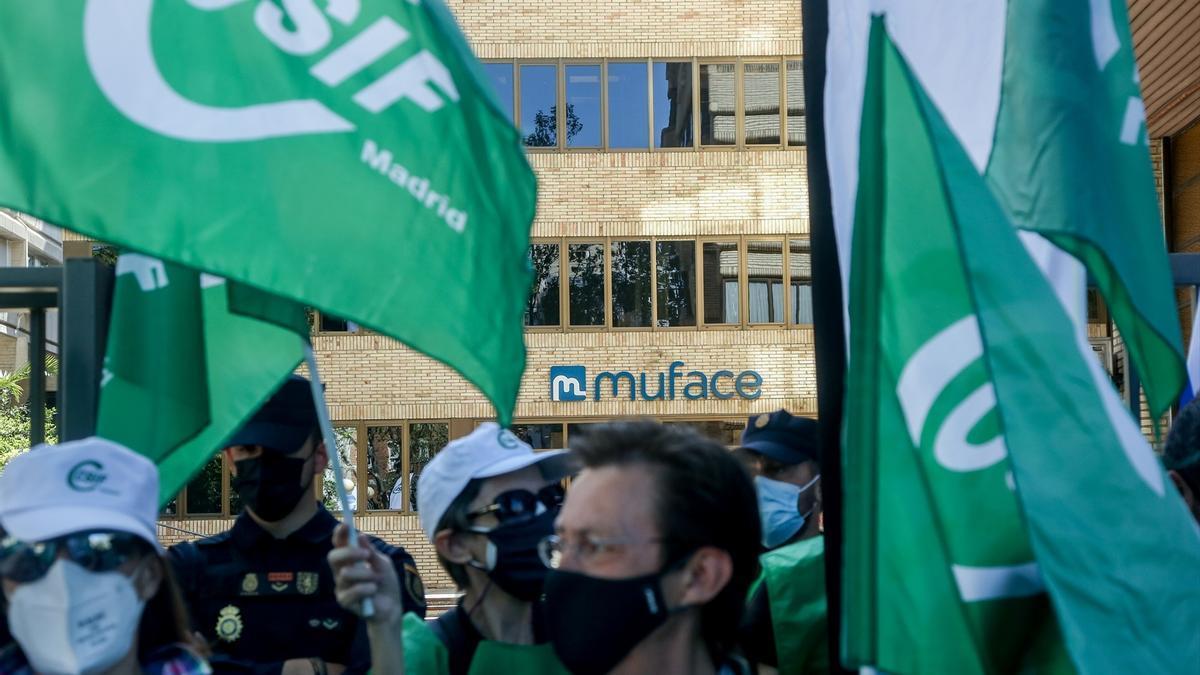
550, 366, 587, 402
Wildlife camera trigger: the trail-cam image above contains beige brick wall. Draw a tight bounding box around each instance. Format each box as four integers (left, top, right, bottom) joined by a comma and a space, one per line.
447, 0, 802, 58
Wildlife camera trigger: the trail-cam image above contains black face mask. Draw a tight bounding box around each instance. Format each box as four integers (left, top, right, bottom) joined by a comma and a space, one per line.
468, 508, 556, 601
542, 565, 679, 675
232, 453, 314, 521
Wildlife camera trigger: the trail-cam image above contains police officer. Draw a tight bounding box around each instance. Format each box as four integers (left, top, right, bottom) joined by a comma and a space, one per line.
738, 410, 828, 675
169, 376, 426, 674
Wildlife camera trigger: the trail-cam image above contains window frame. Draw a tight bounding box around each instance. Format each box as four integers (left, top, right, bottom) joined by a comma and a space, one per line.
741, 57, 786, 149
698, 237, 743, 329
746, 238, 788, 327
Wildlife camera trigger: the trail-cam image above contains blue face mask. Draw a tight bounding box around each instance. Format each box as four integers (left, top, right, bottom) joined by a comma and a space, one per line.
755, 474, 819, 549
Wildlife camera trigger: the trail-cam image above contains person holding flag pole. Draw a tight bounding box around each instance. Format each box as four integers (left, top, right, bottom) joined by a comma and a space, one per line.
169, 372, 426, 675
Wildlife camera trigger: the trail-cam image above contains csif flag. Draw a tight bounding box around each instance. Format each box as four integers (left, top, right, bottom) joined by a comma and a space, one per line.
0, 0, 536, 424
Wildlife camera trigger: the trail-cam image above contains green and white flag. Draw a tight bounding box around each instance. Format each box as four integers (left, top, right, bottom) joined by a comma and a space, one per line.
839, 14, 1200, 675
0, 0, 535, 423
826, 0, 1182, 416
98, 254, 305, 503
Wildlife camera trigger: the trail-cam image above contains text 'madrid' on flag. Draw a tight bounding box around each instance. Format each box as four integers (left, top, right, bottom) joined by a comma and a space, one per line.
0, 0, 536, 424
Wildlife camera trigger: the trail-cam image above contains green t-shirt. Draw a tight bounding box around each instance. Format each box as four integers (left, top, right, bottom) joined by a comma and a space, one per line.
750, 536, 829, 675
400, 612, 569, 675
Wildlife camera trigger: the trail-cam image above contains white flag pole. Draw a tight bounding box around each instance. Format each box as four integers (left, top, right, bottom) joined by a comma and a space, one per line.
304, 343, 375, 618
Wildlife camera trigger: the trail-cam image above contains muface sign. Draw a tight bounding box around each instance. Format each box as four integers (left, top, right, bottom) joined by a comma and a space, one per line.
550, 362, 763, 402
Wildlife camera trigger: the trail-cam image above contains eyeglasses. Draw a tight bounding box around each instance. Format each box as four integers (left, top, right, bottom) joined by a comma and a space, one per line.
0, 530, 150, 583
537, 533, 664, 569
467, 483, 565, 526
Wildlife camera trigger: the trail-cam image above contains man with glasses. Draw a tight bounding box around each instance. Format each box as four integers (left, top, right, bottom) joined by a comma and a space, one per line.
169, 376, 425, 674
538, 421, 760, 675
329, 422, 575, 674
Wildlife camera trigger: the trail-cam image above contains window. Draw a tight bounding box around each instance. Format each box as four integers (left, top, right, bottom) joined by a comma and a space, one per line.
365, 426, 404, 511
485, 62, 515, 122
748, 240, 784, 323
611, 240, 652, 328
743, 62, 781, 145
700, 63, 736, 146
608, 62, 649, 149
409, 423, 449, 512
656, 240, 697, 327
521, 64, 558, 147
526, 243, 561, 326
786, 60, 805, 146
566, 64, 601, 148
568, 243, 605, 326
654, 61, 694, 148
664, 420, 744, 446
702, 241, 740, 324
511, 423, 565, 450
322, 426, 359, 513
789, 238, 813, 324
485, 58, 800, 151
185, 455, 223, 515
319, 312, 360, 333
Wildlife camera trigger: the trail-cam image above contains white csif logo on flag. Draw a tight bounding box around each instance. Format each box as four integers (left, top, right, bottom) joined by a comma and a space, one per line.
82, 0, 458, 142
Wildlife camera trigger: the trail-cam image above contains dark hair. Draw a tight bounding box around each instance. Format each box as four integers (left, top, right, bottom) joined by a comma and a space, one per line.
1166, 400, 1200, 492
571, 421, 761, 659
434, 478, 485, 590
138, 549, 207, 660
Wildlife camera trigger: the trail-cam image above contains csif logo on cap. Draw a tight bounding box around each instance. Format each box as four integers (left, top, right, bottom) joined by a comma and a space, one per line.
66, 460, 110, 493
497, 429, 520, 450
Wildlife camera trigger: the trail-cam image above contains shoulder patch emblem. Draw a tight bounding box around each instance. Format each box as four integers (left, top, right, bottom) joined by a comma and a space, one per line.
216, 605, 243, 643
241, 573, 258, 594
403, 562, 426, 608
298, 571, 319, 595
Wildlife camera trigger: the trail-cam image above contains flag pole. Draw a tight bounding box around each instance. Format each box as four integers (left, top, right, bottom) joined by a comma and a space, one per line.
304, 343, 375, 618
800, 0, 853, 671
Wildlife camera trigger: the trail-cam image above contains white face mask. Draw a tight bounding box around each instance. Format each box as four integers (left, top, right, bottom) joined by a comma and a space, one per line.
6, 559, 147, 675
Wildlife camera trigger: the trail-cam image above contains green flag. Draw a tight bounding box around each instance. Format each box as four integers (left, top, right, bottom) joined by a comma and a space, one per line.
97, 255, 211, 456
844, 18, 1200, 674
0, 1, 535, 423
985, 0, 1182, 417
98, 254, 305, 503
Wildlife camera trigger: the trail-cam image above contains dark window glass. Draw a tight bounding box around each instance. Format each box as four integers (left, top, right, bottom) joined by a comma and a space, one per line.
748, 240, 784, 323
161, 498, 178, 517
322, 426, 358, 513
511, 424, 565, 450
611, 241, 652, 328
366, 426, 404, 511
743, 62, 781, 145
787, 60, 805, 146
700, 63, 736, 146
653, 61, 694, 148
702, 242, 739, 324
409, 423, 449, 511
656, 240, 696, 327
789, 238, 813, 324
568, 243, 605, 326
484, 62, 514, 122
608, 63, 649, 149
186, 455, 222, 515
320, 313, 358, 332
1086, 288, 1108, 324
526, 243, 561, 326
566, 65, 600, 148
664, 420, 742, 446
521, 64, 558, 147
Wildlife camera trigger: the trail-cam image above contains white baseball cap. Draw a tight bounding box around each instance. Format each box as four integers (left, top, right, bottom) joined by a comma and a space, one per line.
417, 423, 576, 541
0, 437, 161, 551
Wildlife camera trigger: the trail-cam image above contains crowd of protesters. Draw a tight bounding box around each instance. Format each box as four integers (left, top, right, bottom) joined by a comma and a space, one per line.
2, 376, 1198, 675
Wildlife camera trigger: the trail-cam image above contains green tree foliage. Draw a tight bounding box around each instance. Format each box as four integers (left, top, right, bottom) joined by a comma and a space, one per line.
0, 355, 60, 472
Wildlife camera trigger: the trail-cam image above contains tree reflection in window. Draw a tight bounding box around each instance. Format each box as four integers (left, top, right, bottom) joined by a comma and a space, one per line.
569, 243, 605, 326
611, 240, 651, 327
409, 423, 449, 511
656, 241, 696, 326
366, 426, 404, 510
526, 243, 561, 326
185, 455, 222, 515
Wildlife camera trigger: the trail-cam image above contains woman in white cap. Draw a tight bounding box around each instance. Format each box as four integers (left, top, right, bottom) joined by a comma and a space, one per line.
0, 438, 210, 675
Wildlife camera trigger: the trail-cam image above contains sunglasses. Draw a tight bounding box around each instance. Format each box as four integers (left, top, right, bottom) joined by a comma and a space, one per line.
0, 529, 151, 583
466, 483, 565, 526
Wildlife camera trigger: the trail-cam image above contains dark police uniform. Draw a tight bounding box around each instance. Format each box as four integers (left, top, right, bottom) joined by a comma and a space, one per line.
170, 506, 426, 675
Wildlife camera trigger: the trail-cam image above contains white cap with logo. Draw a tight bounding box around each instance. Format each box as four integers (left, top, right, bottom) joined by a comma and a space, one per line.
417, 422, 576, 541
0, 437, 161, 550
